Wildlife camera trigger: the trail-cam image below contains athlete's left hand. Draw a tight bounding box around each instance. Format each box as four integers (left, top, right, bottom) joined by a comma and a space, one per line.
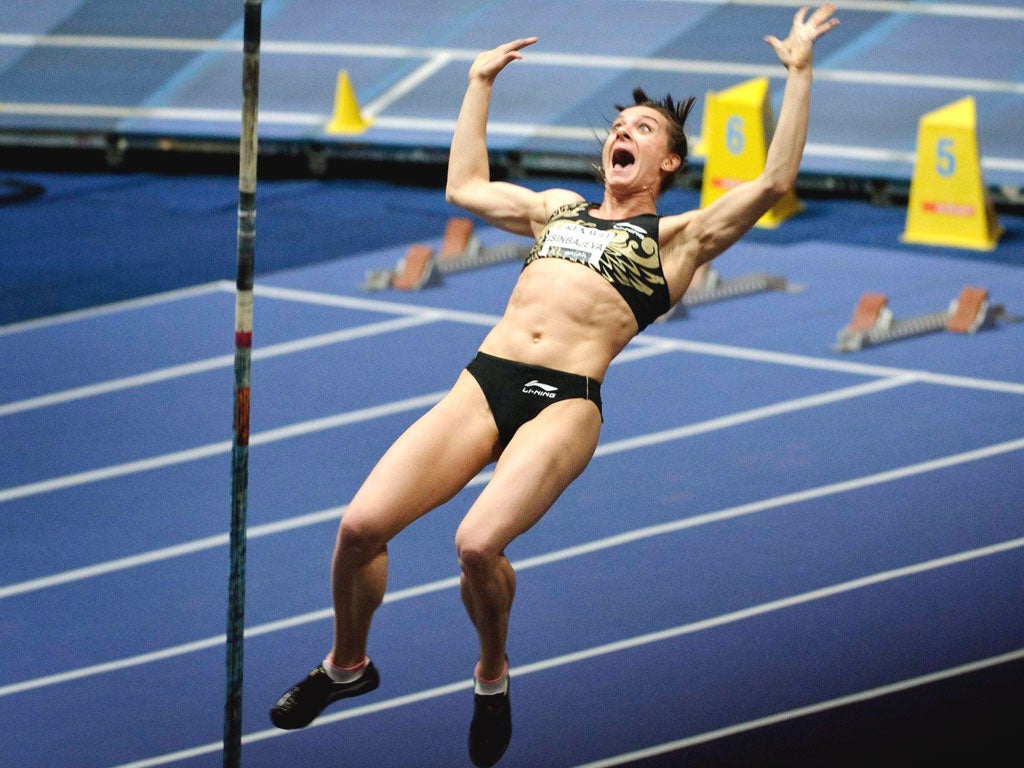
764, 3, 839, 71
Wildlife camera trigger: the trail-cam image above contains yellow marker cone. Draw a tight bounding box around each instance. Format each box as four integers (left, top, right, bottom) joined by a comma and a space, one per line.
326, 70, 372, 135
902, 97, 1002, 251
699, 77, 803, 229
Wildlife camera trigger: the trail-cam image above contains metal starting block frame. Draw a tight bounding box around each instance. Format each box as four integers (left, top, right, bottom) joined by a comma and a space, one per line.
833, 286, 1019, 352
657, 268, 801, 322
366, 222, 798, 313
364, 217, 531, 291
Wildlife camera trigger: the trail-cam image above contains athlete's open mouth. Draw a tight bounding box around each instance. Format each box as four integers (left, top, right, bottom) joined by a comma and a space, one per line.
612, 148, 635, 170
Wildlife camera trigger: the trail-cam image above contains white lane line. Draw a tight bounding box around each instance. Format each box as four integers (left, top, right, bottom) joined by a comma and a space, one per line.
101, 536, 1024, 768
639, 335, 1024, 396
253, 284, 1024, 394
2, 284, 1019, 512
0, 376, 908, 597
4, 430, 1022, 699
571, 649, 1024, 768
248, 283, 505, 326
0, 282, 228, 337
0, 313, 441, 417
6, 279, 1021, 420
0, 391, 448, 505
0, 504, 348, 600
362, 53, 453, 118
591, 375, 913, 455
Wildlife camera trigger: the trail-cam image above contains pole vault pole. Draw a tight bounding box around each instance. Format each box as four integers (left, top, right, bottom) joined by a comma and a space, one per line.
225, 1, 261, 765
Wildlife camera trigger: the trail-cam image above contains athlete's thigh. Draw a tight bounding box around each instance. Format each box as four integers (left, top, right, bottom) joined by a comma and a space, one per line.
456, 397, 602, 553
348, 371, 500, 538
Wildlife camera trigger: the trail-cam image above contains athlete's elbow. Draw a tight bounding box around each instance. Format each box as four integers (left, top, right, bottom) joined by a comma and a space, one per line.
758, 171, 796, 203
444, 176, 476, 208
773, 165, 800, 193
444, 179, 462, 205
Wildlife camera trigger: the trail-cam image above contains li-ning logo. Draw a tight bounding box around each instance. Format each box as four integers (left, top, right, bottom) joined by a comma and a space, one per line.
522, 379, 558, 398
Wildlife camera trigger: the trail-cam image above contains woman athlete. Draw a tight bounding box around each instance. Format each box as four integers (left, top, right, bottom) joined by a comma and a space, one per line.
271, 6, 839, 767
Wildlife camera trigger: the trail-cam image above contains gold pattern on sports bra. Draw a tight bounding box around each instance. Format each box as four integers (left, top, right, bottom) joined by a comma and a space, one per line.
527, 204, 664, 297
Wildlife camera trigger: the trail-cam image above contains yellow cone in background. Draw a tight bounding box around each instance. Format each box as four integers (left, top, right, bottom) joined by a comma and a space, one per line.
902, 96, 1002, 251
699, 77, 803, 229
326, 70, 372, 135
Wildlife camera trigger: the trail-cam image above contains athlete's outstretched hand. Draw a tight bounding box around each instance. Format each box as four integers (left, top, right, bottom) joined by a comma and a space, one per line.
468, 37, 538, 83
764, 3, 839, 71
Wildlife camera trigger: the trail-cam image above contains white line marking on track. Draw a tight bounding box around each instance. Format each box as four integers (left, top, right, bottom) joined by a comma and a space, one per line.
248, 282, 503, 325
1, 281, 1019, 523
6, 281, 1021, 422
0, 313, 441, 417
0, 505, 351, 600
0, 391, 447, 505
3, 433, 1021, 699
6, 281, 1022, 421
0, 376, 910, 596
638, 335, 1024, 396
591, 375, 914, 455
99, 536, 1024, 768
363, 53, 453, 118
258, 285, 1024, 394
0, 282, 227, 337
570, 650, 1024, 768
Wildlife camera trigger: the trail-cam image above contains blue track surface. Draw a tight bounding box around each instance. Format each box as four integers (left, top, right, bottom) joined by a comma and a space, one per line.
2, 200, 1023, 766
2, 2, 1024, 766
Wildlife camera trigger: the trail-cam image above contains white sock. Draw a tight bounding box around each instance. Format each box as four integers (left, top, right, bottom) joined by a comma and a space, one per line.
474, 662, 509, 696
323, 656, 368, 683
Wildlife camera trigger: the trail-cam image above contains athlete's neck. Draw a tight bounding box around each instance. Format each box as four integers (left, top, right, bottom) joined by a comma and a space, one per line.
592, 186, 658, 220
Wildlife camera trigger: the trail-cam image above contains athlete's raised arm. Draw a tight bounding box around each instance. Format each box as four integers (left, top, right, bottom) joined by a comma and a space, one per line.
662, 4, 839, 265
445, 37, 581, 236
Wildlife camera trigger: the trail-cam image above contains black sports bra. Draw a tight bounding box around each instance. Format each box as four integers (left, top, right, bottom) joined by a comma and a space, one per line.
524, 201, 670, 331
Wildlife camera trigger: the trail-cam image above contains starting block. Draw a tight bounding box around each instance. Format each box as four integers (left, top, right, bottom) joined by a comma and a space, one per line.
833, 286, 1018, 352
657, 268, 802, 322
364, 217, 531, 291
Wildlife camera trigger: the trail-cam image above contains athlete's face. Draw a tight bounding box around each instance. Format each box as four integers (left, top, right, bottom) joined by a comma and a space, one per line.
602, 106, 681, 192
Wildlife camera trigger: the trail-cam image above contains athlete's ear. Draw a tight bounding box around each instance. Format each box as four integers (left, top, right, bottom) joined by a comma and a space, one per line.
661, 153, 682, 173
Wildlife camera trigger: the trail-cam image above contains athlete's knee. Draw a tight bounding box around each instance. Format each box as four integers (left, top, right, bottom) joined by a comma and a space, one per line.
336, 508, 390, 561
455, 529, 503, 575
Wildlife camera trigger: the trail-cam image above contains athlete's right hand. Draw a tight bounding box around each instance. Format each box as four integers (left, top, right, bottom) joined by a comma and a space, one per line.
469, 37, 538, 83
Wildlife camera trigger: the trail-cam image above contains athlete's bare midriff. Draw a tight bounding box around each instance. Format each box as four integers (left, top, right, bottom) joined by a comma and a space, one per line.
477, 258, 638, 382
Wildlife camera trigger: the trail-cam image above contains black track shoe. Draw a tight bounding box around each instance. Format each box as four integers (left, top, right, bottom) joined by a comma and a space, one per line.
468, 676, 512, 767
270, 661, 380, 730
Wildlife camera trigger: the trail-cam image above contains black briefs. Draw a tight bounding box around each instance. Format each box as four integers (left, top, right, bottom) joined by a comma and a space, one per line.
465, 351, 603, 447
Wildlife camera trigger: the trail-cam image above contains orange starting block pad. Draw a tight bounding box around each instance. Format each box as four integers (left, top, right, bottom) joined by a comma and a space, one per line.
364, 217, 531, 291
833, 286, 1018, 352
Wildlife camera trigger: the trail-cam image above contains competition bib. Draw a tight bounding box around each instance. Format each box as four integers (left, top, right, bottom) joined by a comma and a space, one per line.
539, 223, 615, 267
